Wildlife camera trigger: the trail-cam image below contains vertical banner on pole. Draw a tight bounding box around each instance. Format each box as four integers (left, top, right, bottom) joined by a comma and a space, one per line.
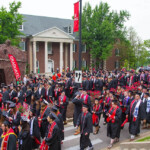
8, 54, 21, 80
73, 1, 79, 32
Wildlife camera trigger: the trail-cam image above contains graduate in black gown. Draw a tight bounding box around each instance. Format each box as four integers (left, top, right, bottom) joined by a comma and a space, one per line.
127, 92, 145, 141
18, 116, 32, 150
141, 93, 150, 129
106, 100, 122, 149
29, 107, 41, 149
40, 113, 60, 150
72, 88, 83, 135
76, 104, 93, 150
1, 120, 17, 150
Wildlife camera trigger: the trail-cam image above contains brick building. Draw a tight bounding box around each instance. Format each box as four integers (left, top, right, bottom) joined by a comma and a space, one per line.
19, 14, 120, 74
0, 41, 27, 85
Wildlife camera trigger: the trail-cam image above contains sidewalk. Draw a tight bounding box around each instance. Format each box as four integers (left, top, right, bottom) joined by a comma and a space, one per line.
101, 131, 150, 150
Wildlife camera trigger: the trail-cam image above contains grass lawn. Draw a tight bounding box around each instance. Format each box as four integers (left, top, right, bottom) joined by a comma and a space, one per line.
136, 136, 150, 142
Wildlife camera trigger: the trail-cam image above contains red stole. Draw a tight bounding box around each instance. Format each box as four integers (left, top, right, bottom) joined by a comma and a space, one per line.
59, 96, 66, 107
39, 106, 48, 127
106, 106, 119, 123
92, 104, 100, 124
1, 128, 17, 150
81, 94, 88, 104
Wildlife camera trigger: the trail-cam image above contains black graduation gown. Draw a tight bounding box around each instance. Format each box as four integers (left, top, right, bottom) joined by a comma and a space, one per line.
30, 116, 41, 149
128, 100, 145, 135
18, 129, 32, 150
7, 134, 17, 150
18, 90, 24, 105
40, 87, 46, 99
10, 90, 17, 101
45, 123, 60, 150
40, 107, 51, 138
72, 98, 83, 126
91, 104, 102, 126
65, 79, 72, 98
107, 107, 122, 139
2, 90, 10, 103
26, 89, 32, 105
57, 113, 64, 141
142, 100, 150, 123
77, 112, 93, 149
89, 80, 93, 91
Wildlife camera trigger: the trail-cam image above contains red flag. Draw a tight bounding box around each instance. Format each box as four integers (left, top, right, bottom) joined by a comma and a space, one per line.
73, 1, 79, 32
8, 54, 21, 81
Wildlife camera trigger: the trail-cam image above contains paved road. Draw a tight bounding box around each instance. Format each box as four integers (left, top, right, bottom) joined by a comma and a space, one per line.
62, 119, 149, 150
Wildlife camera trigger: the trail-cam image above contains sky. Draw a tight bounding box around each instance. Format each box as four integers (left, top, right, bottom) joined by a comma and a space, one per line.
1, 0, 150, 40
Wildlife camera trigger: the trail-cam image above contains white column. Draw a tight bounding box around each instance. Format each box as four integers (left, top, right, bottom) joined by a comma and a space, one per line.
65, 43, 68, 70
29, 42, 33, 73
45, 41, 48, 73
70, 43, 73, 71
60, 42, 63, 73
33, 41, 36, 74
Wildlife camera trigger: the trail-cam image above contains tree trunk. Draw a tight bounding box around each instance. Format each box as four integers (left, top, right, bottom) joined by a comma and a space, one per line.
103, 60, 107, 71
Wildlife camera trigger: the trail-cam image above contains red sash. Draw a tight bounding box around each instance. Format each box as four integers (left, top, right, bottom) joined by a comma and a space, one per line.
92, 104, 100, 124
106, 106, 119, 123
40, 122, 56, 150
81, 94, 88, 104
1, 128, 17, 150
38, 106, 48, 127
59, 96, 66, 107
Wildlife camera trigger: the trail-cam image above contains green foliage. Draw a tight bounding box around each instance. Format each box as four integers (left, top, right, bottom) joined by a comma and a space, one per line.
136, 136, 150, 142
81, 2, 130, 66
0, 1, 24, 46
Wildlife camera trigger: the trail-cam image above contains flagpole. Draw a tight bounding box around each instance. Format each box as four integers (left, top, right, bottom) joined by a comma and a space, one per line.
79, 0, 82, 70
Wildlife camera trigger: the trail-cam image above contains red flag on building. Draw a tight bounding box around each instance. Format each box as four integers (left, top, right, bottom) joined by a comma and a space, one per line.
73, 1, 79, 32
8, 54, 21, 80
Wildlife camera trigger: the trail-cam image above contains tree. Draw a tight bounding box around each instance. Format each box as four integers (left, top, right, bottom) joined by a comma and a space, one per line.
0, 1, 24, 46
81, 2, 130, 69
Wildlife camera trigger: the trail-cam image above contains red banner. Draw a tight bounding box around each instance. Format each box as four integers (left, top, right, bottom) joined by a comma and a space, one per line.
73, 1, 79, 32
8, 54, 21, 80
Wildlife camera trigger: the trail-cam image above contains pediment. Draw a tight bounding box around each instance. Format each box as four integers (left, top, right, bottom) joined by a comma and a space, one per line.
33, 27, 74, 39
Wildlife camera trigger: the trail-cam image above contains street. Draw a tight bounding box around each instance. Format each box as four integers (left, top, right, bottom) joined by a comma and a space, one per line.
62, 120, 149, 150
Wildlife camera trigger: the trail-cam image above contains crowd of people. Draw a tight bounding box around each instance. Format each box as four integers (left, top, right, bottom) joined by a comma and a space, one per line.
0, 67, 150, 150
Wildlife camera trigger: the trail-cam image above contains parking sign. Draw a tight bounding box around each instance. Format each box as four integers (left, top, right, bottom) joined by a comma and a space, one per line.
75, 70, 82, 83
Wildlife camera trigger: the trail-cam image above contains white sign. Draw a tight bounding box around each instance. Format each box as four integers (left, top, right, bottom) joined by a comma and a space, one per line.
75, 70, 82, 83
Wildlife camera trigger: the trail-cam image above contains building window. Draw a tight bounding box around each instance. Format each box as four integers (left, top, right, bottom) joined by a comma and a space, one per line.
36, 42, 39, 52
19, 24, 23, 31
73, 44, 77, 52
68, 25, 72, 34
73, 60, 76, 69
36, 60, 39, 68
19, 41, 26, 51
47, 42, 52, 54
82, 60, 87, 67
115, 61, 120, 69
115, 48, 120, 56
82, 44, 86, 53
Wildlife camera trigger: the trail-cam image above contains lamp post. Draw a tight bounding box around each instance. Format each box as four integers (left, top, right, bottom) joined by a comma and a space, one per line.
79, 0, 82, 70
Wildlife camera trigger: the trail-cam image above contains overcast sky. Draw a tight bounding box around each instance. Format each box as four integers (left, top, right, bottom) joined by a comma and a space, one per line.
1, 0, 150, 40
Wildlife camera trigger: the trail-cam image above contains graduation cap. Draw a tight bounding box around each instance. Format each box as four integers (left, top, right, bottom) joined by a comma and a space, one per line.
6, 101, 13, 104
21, 116, 29, 122
144, 93, 149, 96
3, 86, 7, 89
94, 98, 99, 101
49, 113, 56, 120
112, 100, 118, 104
129, 90, 133, 94
142, 86, 147, 90
51, 106, 58, 113
9, 103, 16, 108
82, 104, 88, 108
136, 92, 141, 96
2, 111, 8, 118
3, 120, 11, 127
30, 107, 36, 114
79, 88, 83, 91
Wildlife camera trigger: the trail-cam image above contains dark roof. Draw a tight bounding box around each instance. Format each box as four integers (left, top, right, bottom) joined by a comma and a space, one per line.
22, 14, 78, 39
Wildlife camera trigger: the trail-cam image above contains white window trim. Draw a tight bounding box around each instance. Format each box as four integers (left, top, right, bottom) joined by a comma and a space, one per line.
115, 61, 119, 69
19, 24, 23, 31
19, 41, 26, 51
68, 25, 73, 34
36, 60, 39, 69
48, 42, 53, 54
115, 48, 120, 56
73, 44, 76, 52
82, 60, 87, 67
73, 60, 76, 69
82, 44, 86, 53
36, 42, 39, 52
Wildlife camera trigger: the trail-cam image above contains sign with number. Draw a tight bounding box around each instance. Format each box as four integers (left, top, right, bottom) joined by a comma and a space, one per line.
75, 70, 82, 83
